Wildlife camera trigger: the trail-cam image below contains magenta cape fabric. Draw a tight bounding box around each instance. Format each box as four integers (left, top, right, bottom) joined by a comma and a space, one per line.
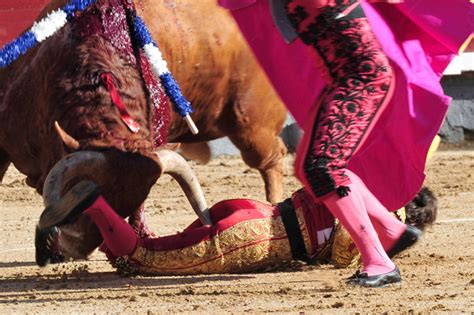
223, 0, 473, 210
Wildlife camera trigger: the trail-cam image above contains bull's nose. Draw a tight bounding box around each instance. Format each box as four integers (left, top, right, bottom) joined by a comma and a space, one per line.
35, 225, 64, 267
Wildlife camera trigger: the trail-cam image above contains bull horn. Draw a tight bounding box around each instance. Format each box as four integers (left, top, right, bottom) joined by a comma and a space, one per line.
44, 150, 212, 225
43, 151, 108, 207
54, 121, 80, 150
155, 149, 213, 225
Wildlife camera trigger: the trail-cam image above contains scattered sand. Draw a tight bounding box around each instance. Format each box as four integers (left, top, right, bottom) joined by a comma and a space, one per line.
0, 150, 473, 313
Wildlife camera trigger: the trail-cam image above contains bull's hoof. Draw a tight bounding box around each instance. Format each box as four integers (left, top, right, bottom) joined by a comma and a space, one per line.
35, 225, 65, 267
39, 180, 101, 229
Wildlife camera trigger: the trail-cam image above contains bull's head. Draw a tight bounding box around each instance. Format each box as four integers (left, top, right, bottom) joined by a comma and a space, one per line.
40, 148, 210, 262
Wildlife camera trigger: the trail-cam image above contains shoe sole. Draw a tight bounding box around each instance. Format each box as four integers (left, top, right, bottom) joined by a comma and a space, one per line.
378, 281, 402, 288
347, 267, 401, 288
39, 180, 101, 229
347, 278, 401, 288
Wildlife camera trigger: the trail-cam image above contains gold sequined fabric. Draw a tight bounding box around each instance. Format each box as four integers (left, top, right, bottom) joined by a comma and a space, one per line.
127, 216, 294, 275
112, 198, 334, 275
330, 221, 361, 268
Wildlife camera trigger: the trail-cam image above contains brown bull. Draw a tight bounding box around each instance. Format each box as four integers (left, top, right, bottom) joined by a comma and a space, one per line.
0, 0, 287, 261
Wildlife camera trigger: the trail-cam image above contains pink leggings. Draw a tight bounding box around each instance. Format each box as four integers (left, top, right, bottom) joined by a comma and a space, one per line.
287, 0, 404, 276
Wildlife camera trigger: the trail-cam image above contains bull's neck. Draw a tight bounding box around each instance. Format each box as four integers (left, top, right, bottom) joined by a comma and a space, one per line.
0, 55, 33, 112
0, 64, 21, 112
0, 68, 8, 111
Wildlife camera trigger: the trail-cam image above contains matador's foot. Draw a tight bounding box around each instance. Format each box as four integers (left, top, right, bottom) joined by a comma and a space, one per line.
347, 267, 401, 287
387, 225, 422, 258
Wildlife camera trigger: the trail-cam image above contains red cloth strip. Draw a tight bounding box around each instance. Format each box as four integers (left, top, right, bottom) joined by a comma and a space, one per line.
100, 72, 140, 133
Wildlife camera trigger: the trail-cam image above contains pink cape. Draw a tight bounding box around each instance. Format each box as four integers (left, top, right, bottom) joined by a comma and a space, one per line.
222, 0, 473, 210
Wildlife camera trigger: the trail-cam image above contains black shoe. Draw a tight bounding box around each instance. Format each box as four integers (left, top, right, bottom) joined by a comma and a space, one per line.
346, 270, 360, 280
347, 267, 401, 287
387, 225, 422, 258
35, 225, 65, 267
39, 180, 101, 229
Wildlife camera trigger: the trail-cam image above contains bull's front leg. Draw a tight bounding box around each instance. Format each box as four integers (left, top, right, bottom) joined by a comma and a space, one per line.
258, 137, 286, 204
229, 133, 287, 204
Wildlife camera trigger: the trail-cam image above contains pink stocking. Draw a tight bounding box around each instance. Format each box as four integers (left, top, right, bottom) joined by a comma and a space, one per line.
345, 170, 406, 251
85, 196, 138, 257
321, 180, 395, 276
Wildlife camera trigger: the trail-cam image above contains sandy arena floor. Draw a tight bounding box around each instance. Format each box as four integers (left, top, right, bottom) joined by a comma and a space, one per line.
0, 149, 473, 314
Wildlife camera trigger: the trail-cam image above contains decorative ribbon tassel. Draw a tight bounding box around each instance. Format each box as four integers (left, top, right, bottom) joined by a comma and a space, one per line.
0, 0, 98, 68
133, 16, 198, 134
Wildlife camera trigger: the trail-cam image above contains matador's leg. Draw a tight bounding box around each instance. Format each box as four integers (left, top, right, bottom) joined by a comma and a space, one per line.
286, 1, 402, 283
121, 200, 294, 275
39, 185, 293, 275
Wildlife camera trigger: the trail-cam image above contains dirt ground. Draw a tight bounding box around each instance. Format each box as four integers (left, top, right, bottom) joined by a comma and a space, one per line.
0, 149, 473, 314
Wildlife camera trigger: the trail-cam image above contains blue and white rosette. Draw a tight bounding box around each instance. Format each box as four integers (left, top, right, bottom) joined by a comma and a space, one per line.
0, 0, 97, 68
0, 0, 199, 134
132, 16, 198, 134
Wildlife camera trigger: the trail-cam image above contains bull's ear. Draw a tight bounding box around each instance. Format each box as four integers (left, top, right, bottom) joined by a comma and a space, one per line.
54, 121, 80, 151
